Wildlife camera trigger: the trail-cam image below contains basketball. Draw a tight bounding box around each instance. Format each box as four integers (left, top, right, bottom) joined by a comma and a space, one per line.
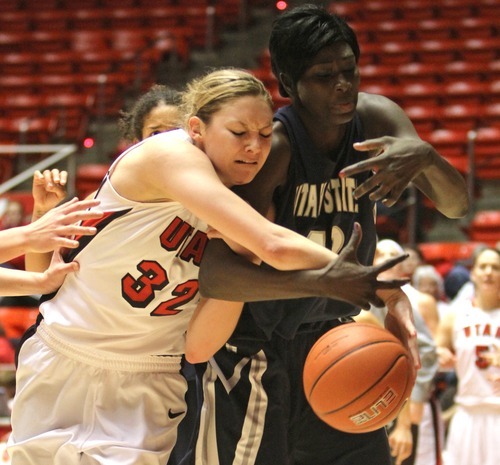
303, 323, 414, 434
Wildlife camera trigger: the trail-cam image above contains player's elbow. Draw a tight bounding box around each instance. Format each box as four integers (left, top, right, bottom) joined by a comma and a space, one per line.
184, 345, 210, 364
256, 234, 296, 270
448, 195, 470, 218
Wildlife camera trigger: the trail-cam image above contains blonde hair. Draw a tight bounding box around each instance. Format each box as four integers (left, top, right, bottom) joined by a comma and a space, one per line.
181, 68, 273, 126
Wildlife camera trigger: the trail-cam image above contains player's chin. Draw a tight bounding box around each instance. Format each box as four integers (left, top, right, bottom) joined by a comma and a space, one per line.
232, 165, 260, 185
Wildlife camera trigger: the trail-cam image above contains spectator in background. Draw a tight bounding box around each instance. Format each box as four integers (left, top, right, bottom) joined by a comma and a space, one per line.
0, 200, 25, 231
402, 245, 425, 283
436, 246, 500, 465
0, 323, 14, 365
356, 239, 442, 465
0, 200, 28, 273
413, 265, 450, 321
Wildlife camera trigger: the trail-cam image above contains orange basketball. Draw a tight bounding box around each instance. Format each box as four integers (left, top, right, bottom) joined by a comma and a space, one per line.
303, 323, 414, 433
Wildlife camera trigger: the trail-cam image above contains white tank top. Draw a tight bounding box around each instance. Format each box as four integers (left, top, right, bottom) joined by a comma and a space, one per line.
40, 130, 208, 358
453, 300, 500, 407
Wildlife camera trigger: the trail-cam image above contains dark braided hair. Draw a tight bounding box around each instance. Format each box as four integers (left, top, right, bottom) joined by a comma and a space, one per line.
118, 84, 182, 142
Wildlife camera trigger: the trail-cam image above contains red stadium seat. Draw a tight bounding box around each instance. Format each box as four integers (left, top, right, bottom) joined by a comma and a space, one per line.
59, 0, 101, 7
400, 82, 443, 107
476, 1, 500, 18
372, 20, 414, 42
417, 39, 460, 64
455, 17, 498, 39
0, 307, 39, 341
461, 38, 499, 63
443, 61, 489, 82
400, 0, 438, 20
0, 0, 24, 12
327, 1, 364, 22
364, 1, 401, 21
32, 10, 70, 31
405, 105, 440, 134
70, 31, 110, 52
0, 117, 58, 144
76, 163, 110, 200
38, 51, 78, 75
0, 12, 31, 32
101, 0, 136, 6
44, 94, 95, 142
473, 126, 500, 155
466, 210, 500, 245
415, 18, 454, 41
419, 241, 481, 267
482, 102, 500, 129
108, 8, 147, 30
359, 83, 402, 104
442, 81, 489, 106
396, 62, 441, 85
441, 104, 482, 131
359, 64, 397, 85
37, 75, 80, 94
0, 150, 16, 184
70, 9, 108, 30
377, 42, 417, 66
109, 30, 149, 52
0, 75, 37, 94
3, 94, 44, 119
426, 128, 469, 173
435, 1, 475, 19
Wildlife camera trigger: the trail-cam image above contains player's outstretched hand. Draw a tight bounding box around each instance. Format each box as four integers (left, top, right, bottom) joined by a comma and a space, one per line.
339, 136, 433, 207
32, 169, 69, 216
382, 290, 420, 371
23, 197, 103, 253
319, 222, 409, 310
38, 248, 80, 294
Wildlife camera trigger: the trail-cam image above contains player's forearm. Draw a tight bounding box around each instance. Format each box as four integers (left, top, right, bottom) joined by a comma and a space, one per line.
0, 267, 45, 296
185, 298, 243, 363
417, 149, 469, 218
199, 239, 329, 302
0, 227, 30, 263
24, 208, 53, 272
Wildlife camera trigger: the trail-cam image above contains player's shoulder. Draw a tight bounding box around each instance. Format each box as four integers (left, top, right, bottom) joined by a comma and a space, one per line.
357, 92, 400, 117
357, 92, 412, 138
270, 120, 292, 165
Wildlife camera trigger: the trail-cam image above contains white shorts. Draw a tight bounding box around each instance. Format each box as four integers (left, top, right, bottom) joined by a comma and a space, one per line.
443, 404, 500, 465
8, 324, 187, 465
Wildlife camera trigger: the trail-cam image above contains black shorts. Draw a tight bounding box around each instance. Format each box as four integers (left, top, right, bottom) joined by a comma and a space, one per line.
196, 320, 392, 465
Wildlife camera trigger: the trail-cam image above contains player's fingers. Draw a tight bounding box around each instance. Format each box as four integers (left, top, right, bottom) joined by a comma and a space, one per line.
42, 169, 55, 185
375, 278, 410, 289
56, 198, 101, 214
62, 209, 103, 225
53, 238, 80, 249
368, 295, 386, 308
55, 261, 80, 273
341, 222, 362, 259
368, 184, 393, 202
339, 159, 376, 177
58, 170, 68, 185
50, 169, 61, 184
65, 224, 98, 236
376, 254, 409, 273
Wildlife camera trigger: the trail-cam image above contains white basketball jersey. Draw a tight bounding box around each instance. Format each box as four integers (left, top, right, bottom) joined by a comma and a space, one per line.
453, 300, 500, 407
39, 130, 208, 358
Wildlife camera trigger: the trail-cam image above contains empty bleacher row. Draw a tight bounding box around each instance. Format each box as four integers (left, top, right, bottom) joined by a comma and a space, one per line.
0, 0, 260, 147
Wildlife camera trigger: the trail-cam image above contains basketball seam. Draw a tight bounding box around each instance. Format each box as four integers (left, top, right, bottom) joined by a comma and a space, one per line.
308, 342, 407, 415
